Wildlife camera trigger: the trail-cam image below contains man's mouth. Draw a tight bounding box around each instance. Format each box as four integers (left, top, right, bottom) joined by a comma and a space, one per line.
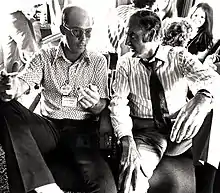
129, 46, 136, 52
78, 44, 86, 48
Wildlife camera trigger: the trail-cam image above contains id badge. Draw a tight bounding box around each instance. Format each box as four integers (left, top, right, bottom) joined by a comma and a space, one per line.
62, 96, 77, 107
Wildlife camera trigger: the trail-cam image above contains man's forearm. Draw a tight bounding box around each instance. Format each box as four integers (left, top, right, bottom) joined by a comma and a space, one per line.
109, 98, 133, 139
88, 98, 108, 115
120, 135, 135, 146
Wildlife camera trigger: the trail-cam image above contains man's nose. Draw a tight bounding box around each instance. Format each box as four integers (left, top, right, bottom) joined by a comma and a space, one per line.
79, 31, 87, 41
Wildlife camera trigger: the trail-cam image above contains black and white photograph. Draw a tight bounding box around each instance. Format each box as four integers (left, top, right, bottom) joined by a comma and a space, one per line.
0, 0, 220, 192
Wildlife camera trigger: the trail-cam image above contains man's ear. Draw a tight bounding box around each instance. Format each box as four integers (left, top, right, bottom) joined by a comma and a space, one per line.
143, 29, 156, 42
60, 25, 65, 35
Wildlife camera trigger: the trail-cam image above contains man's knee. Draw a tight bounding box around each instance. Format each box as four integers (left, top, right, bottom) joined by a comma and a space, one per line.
0, 100, 25, 117
83, 156, 117, 193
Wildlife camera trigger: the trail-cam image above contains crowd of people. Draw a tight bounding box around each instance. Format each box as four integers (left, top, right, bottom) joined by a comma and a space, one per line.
0, 0, 220, 193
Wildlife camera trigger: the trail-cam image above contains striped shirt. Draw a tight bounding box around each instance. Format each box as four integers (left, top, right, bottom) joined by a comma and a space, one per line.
109, 45, 220, 139
20, 42, 108, 120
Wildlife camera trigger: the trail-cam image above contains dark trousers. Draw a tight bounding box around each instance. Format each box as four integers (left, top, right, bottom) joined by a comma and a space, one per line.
0, 100, 117, 193
195, 162, 217, 193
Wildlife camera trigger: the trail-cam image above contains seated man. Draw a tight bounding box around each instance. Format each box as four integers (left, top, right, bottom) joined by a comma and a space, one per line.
0, 5, 116, 193
109, 10, 220, 193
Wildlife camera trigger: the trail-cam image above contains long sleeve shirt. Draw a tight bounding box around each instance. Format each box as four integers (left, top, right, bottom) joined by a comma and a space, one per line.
109, 45, 220, 167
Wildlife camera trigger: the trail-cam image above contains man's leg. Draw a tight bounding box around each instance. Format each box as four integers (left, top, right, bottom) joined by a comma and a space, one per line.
0, 100, 59, 193
75, 150, 117, 193
132, 137, 167, 193
166, 111, 216, 193
192, 111, 217, 193
195, 162, 216, 193
59, 120, 117, 193
132, 118, 168, 193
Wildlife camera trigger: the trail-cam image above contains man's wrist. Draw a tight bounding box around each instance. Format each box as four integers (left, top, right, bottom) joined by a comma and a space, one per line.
89, 100, 99, 109
120, 136, 134, 146
88, 98, 107, 115
196, 89, 213, 104
197, 89, 213, 98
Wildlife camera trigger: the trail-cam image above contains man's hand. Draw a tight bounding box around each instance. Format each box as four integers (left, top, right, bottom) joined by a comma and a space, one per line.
170, 92, 212, 143
78, 84, 100, 109
0, 71, 18, 102
118, 136, 141, 193
203, 54, 217, 71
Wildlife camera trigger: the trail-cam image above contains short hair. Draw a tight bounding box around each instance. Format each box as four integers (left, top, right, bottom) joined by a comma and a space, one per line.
161, 18, 193, 47
133, 0, 156, 9
130, 10, 161, 36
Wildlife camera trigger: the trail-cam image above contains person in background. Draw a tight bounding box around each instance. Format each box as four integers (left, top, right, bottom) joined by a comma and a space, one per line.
161, 17, 217, 70
107, 0, 156, 56
109, 9, 220, 193
176, 0, 194, 17
161, 17, 193, 47
153, 0, 178, 20
0, 5, 117, 193
1, 0, 39, 73
187, 2, 214, 63
203, 48, 220, 72
47, 0, 65, 34
161, 18, 218, 193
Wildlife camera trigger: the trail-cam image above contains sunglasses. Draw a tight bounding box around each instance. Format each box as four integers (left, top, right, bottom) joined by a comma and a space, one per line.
63, 25, 92, 39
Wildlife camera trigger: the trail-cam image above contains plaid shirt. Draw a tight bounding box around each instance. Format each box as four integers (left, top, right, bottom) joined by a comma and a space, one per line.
20, 42, 108, 120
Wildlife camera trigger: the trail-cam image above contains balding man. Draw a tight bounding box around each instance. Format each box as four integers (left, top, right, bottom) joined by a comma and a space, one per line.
0, 5, 117, 193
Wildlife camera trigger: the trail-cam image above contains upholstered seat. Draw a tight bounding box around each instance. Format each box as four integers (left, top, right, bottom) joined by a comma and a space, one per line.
44, 147, 195, 193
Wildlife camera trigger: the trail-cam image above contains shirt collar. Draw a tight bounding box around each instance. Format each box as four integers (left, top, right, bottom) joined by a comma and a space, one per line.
139, 45, 171, 69
53, 41, 91, 65
154, 45, 170, 63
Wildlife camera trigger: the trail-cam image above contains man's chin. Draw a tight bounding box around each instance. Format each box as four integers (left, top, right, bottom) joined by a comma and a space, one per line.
131, 51, 140, 58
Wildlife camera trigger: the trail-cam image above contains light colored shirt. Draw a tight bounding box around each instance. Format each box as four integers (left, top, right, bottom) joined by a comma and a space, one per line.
19, 42, 108, 120
109, 45, 220, 167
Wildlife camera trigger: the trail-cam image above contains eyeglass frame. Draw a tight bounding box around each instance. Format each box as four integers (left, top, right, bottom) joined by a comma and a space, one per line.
63, 24, 92, 40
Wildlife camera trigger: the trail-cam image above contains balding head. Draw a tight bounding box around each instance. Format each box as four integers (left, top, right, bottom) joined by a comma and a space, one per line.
60, 5, 94, 56
61, 5, 94, 28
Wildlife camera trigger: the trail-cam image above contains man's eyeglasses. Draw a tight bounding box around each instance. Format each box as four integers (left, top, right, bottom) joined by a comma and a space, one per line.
63, 25, 92, 39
